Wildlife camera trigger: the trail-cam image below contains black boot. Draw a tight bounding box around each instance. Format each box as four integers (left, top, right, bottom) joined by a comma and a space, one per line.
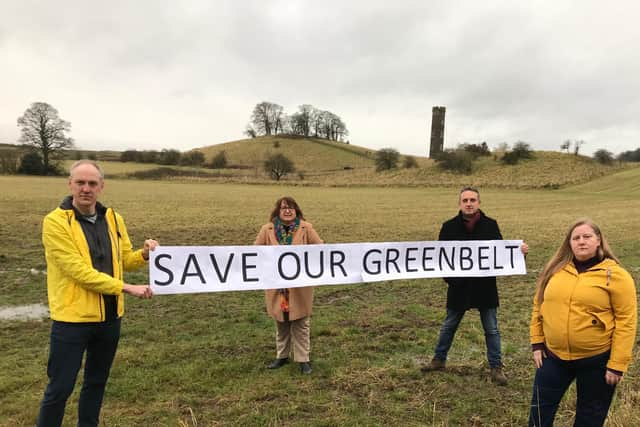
299, 362, 312, 374
267, 358, 289, 369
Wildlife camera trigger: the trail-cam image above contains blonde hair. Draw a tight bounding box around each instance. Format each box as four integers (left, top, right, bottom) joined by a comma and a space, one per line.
535, 218, 619, 303
69, 160, 104, 179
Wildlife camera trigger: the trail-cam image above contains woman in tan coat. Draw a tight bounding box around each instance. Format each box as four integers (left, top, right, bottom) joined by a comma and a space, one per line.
254, 196, 323, 374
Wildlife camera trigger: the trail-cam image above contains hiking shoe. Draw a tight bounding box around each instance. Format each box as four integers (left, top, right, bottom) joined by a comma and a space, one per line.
299, 362, 312, 375
421, 358, 446, 372
267, 358, 289, 369
491, 367, 507, 386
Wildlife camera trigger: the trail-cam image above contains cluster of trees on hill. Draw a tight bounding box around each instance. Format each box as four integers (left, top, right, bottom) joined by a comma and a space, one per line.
617, 148, 640, 162
245, 102, 348, 142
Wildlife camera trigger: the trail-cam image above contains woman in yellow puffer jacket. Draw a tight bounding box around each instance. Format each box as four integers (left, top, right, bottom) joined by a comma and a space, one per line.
528, 218, 637, 427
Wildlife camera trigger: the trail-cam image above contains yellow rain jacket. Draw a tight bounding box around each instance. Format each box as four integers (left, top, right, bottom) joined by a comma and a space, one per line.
42, 200, 146, 322
530, 258, 637, 372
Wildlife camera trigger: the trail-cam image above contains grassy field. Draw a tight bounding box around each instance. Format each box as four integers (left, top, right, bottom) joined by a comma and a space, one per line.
1, 170, 639, 426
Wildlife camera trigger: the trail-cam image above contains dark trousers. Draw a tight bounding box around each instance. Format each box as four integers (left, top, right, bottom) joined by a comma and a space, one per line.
37, 318, 121, 427
528, 351, 615, 427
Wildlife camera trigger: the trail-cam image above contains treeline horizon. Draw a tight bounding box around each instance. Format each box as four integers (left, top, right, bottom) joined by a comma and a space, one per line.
245, 101, 349, 142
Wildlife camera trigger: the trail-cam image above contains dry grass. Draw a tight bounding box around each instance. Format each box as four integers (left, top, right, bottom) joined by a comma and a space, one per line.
73, 140, 636, 189
0, 173, 638, 426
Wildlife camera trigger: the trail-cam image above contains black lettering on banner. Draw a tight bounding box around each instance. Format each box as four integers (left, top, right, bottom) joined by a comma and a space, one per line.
478, 246, 490, 270
153, 254, 174, 285
493, 246, 504, 269
330, 251, 347, 277
278, 252, 300, 280
439, 247, 456, 270
460, 246, 473, 270
242, 252, 259, 282
422, 247, 435, 271
386, 248, 401, 274
405, 247, 418, 272
210, 253, 234, 283
505, 245, 519, 268
180, 254, 205, 285
304, 250, 324, 279
363, 249, 381, 275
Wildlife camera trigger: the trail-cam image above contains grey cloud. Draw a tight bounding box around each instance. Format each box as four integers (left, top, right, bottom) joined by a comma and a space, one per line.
1, 1, 639, 155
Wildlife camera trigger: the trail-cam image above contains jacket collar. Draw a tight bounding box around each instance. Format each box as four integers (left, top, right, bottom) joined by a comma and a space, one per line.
564, 257, 617, 275
59, 195, 108, 216
267, 220, 306, 229
457, 209, 486, 222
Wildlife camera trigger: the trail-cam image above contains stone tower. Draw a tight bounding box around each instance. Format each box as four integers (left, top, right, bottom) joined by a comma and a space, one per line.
429, 106, 446, 158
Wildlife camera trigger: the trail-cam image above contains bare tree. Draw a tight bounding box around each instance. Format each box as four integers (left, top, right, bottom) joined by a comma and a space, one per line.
244, 125, 257, 138
593, 149, 614, 165
250, 101, 284, 136
560, 140, 571, 154
17, 102, 73, 174
375, 148, 400, 171
311, 108, 321, 137
573, 140, 585, 156
264, 153, 295, 180
289, 104, 314, 137
316, 110, 348, 141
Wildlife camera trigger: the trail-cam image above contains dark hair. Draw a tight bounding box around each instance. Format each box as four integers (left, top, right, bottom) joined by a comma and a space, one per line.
459, 186, 480, 201
270, 196, 305, 222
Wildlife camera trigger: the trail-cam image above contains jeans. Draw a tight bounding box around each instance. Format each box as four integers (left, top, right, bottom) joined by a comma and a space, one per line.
528, 351, 615, 427
37, 318, 121, 427
433, 307, 502, 368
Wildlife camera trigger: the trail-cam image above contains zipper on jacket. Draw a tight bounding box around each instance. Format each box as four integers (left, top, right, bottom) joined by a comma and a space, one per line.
110, 209, 122, 269
109, 209, 122, 320
566, 270, 578, 357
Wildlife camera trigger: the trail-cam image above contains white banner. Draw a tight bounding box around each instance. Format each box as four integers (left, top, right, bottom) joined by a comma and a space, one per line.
149, 240, 526, 295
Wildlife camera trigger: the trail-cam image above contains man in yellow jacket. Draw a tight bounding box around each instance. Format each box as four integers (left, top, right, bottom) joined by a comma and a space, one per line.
37, 160, 157, 427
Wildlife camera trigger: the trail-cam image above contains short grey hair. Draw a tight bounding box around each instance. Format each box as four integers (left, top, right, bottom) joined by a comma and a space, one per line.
69, 160, 104, 179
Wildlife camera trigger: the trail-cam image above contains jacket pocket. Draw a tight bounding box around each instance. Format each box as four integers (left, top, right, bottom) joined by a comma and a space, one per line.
589, 312, 610, 331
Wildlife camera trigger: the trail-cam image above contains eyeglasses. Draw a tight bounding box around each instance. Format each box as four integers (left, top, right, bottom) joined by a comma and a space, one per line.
280, 207, 295, 211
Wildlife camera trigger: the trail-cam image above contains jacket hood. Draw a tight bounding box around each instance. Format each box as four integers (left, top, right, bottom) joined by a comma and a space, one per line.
60, 195, 108, 215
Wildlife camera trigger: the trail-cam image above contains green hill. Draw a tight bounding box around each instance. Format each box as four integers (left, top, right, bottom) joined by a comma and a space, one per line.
195, 138, 634, 188
566, 166, 640, 195
48, 137, 640, 189
198, 135, 381, 173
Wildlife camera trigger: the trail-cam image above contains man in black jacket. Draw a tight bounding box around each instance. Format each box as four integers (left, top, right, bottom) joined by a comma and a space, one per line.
421, 187, 528, 385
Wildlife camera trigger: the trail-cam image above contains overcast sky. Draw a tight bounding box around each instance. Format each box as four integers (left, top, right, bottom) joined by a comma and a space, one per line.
1, 1, 638, 156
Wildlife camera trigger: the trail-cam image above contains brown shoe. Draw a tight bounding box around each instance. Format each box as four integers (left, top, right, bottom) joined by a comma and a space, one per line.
421, 358, 446, 373
491, 367, 507, 386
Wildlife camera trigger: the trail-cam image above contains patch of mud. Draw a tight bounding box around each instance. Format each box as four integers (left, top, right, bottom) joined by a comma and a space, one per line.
0, 303, 49, 321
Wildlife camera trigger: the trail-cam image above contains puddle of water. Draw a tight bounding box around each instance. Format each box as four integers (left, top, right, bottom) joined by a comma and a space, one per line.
0, 303, 49, 321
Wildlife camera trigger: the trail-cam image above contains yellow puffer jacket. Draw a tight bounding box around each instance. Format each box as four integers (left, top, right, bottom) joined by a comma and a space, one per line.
42, 201, 146, 322
530, 258, 637, 372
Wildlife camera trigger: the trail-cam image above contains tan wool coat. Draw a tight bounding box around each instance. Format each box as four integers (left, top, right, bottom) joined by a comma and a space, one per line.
254, 220, 323, 322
